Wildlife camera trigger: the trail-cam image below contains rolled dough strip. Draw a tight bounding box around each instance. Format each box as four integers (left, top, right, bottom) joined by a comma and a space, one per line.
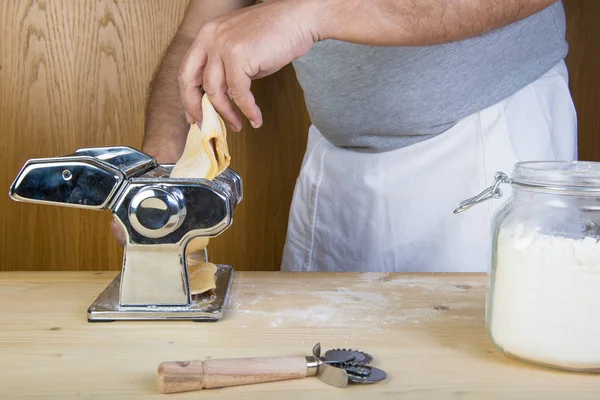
170, 94, 231, 294
187, 262, 218, 294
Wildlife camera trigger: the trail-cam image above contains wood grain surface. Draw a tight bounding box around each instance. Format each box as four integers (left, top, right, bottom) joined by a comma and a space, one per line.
2, 271, 600, 399
564, 0, 600, 162
1, 1, 599, 272
0, 0, 310, 272
158, 356, 309, 393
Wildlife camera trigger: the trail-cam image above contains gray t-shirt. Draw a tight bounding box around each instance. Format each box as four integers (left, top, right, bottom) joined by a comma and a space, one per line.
291, 2, 568, 152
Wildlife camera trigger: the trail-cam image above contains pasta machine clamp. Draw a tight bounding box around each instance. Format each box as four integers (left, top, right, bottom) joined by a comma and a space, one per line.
8, 146, 242, 322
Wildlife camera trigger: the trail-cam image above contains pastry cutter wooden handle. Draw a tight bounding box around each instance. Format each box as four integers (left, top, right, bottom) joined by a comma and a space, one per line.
157, 343, 386, 393
158, 355, 342, 393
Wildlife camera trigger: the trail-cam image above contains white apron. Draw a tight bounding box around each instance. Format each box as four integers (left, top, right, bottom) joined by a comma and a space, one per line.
282, 61, 577, 272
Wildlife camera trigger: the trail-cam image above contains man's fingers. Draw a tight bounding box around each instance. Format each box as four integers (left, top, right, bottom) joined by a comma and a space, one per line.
110, 219, 125, 247
202, 55, 242, 132
184, 110, 195, 124
180, 84, 204, 124
179, 39, 208, 123
224, 65, 262, 129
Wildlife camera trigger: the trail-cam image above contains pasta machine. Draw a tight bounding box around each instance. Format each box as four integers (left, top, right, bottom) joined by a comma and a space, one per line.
8, 146, 242, 322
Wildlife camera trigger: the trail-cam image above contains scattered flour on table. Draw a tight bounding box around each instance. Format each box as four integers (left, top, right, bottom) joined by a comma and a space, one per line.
227, 275, 484, 329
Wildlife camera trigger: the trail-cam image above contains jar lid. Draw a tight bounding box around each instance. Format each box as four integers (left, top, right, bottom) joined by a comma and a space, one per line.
512, 161, 600, 193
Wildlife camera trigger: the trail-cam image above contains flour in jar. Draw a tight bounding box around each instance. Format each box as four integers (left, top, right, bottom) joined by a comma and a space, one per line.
489, 223, 600, 370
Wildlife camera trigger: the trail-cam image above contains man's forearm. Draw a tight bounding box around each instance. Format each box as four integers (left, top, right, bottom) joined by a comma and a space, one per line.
143, 34, 195, 163
144, 31, 198, 163
312, 0, 559, 46
143, 0, 254, 163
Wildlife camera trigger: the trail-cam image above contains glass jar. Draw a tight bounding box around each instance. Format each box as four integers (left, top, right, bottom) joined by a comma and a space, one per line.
456, 161, 600, 372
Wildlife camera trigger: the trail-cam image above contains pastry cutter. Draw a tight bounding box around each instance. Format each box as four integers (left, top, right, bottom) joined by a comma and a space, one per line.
158, 343, 387, 393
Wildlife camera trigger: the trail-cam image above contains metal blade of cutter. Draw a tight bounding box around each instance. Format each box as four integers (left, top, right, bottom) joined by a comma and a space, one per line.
324, 348, 373, 365
318, 364, 348, 388
310, 343, 387, 387
343, 364, 387, 384
312, 343, 355, 364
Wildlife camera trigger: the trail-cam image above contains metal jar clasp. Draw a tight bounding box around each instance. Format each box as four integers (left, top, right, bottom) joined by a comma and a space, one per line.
454, 172, 511, 214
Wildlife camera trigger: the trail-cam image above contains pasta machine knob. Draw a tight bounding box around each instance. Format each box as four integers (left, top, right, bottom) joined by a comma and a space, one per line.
128, 186, 186, 239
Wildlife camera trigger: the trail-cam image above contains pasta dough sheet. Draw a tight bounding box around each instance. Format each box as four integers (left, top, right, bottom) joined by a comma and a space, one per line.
170, 94, 231, 295
170, 94, 230, 180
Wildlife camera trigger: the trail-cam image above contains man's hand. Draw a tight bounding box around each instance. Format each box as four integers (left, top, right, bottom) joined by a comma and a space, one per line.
179, 0, 319, 131
143, 0, 254, 164
111, 0, 253, 247
179, 0, 558, 129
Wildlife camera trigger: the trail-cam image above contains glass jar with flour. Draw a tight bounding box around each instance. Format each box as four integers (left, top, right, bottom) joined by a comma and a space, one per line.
456, 161, 600, 372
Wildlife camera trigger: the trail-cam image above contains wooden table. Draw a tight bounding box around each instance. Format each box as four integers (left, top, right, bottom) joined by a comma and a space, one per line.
1, 272, 599, 399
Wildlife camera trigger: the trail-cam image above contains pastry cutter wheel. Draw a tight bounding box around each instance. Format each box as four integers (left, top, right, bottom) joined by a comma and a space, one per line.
158, 343, 387, 393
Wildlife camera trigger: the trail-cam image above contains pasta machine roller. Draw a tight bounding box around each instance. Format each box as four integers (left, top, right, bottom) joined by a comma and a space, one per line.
8, 146, 242, 322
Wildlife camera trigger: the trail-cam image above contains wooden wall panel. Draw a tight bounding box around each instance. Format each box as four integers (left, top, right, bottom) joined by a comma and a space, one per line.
0, 0, 188, 271
1, 1, 599, 271
0, 0, 310, 272
564, 0, 600, 161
